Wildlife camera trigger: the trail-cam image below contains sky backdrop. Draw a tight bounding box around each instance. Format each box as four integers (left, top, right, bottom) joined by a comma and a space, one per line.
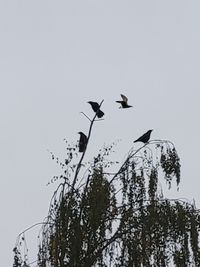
1, 1, 200, 266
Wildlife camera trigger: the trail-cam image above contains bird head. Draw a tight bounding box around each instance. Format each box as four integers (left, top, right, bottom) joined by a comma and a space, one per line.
147, 129, 153, 134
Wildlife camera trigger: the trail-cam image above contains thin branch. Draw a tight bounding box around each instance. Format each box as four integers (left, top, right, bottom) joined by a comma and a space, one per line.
80, 112, 92, 122
15, 222, 53, 248
80, 111, 105, 122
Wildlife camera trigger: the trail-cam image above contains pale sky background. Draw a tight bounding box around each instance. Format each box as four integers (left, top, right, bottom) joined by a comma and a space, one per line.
1, 1, 200, 266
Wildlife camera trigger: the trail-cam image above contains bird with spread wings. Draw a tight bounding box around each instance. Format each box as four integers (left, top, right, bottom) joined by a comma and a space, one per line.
116, 94, 133, 108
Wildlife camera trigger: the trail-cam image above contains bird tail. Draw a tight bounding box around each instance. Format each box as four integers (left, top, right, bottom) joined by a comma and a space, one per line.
97, 110, 104, 118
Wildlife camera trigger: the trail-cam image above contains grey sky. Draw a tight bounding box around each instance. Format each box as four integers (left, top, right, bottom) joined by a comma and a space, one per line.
1, 1, 200, 266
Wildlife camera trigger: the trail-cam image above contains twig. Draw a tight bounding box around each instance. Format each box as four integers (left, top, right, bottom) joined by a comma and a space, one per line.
80, 112, 92, 122
15, 222, 53, 247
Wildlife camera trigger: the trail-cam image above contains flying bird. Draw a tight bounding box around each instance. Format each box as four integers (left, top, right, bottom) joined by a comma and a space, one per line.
134, 130, 153, 144
88, 101, 104, 118
116, 94, 132, 108
78, 132, 88, 152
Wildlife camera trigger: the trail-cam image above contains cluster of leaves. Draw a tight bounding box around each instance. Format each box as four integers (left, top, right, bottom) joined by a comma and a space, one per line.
32, 137, 200, 266
160, 145, 181, 188
37, 146, 118, 267
13, 240, 30, 267
113, 153, 200, 266
115, 199, 200, 266
13, 247, 22, 267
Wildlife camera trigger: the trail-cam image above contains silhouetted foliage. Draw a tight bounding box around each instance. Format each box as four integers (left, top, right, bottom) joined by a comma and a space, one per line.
13, 101, 200, 267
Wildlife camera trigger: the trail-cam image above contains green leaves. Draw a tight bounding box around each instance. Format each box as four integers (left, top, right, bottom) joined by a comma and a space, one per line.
15, 140, 200, 267
160, 147, 181, 188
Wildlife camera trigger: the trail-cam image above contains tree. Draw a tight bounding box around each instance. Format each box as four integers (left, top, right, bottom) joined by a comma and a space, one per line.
13, 101, 200, 267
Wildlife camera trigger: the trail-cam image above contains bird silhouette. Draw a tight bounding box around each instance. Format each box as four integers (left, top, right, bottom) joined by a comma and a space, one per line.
116, 94, 132, 108
78, 132, 88, 152
134, 130, 153, 144
88, 101, 104, 118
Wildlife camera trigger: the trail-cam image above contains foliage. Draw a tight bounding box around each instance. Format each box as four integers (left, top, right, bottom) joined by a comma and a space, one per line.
13, 102, 200, 267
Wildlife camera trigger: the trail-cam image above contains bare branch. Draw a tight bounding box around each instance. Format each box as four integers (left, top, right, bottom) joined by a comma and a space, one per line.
80, 112, 92, 122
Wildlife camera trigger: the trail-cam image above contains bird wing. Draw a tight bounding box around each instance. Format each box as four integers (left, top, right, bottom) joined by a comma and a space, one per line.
121, 94, 128, 103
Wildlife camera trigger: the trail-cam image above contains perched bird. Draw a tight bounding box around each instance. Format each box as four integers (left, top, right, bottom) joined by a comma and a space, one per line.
134, 130, 153, 144
88, 101, 104, 118
78, 132, 88, 152
116, 94, 132, 108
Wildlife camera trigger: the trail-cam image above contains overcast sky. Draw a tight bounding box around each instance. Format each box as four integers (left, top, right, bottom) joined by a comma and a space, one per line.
1, 1, 200, 266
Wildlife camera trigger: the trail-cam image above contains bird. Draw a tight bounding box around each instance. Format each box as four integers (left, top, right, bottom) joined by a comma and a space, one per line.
88, 101, 104, 118
78, 132, 88, 152
116, 94, 132, 108
134, 130, 153, 144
